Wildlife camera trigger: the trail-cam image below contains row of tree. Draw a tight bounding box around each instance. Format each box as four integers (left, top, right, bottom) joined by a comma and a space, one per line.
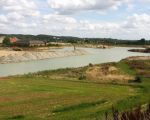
1, 34, 150, 46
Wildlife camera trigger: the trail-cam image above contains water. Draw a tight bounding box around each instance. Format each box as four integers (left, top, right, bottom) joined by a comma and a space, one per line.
0, 47, 149, 77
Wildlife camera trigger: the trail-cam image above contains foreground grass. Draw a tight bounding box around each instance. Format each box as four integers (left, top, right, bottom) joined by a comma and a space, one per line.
0, 59, 149, 120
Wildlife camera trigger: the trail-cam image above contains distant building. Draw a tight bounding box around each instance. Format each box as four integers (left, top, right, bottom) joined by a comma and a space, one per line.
15, 40, 29, 47
29, 40, 45, 47
16, 40, 45, 47
10, 37, 18, 43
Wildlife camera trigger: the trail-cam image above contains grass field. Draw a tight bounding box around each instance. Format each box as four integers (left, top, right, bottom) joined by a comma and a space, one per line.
0, 59, 149, 120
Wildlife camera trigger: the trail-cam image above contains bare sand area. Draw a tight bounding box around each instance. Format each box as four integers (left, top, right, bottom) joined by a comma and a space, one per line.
0, 49, 89, 64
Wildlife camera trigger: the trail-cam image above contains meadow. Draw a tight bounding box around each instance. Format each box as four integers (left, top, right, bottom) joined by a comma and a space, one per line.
0, 59, 149, 120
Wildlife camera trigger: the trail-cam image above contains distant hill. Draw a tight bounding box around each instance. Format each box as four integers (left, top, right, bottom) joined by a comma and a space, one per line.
0, 34, 149, 45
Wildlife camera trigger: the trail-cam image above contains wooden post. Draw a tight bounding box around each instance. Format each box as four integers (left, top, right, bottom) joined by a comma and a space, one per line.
73, 44, 76, 51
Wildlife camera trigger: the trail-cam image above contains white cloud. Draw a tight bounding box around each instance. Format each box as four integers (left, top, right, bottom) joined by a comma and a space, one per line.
0, 0, 40, 33
47, 0, 131, 14
122, 13, 150, 29
0, 0, 39, 17
40, 13, 150, 39
43, 14, 77, 24
0, 15, 8, 23
139, 0, 150, 3
41, 14, 119, 32
0, 0, 150, 39
7, 12, 25, 21
1, 11, 150, 39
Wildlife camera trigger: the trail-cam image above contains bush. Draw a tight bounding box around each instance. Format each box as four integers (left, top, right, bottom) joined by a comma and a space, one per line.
134, 76, 142, 83
89, 63, 93, 67
79, 74, 86, 80
2, 37, 12, 46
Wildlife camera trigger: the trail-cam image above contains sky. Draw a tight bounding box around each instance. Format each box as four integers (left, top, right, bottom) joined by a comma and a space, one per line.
0, 0, 150, 40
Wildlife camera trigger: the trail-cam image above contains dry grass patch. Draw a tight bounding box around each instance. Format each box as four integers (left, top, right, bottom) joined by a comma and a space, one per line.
85, 63, 134, 83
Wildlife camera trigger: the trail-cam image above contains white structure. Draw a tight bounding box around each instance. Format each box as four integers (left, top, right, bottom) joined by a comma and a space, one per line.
0, 36, 5, 44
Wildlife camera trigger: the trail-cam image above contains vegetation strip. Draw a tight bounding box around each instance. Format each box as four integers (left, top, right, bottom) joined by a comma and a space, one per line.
53, 100, 107, 113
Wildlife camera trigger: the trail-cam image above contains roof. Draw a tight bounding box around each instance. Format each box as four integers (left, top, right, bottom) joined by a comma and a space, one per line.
10, 37, 18, 43
16, 40, 45, 44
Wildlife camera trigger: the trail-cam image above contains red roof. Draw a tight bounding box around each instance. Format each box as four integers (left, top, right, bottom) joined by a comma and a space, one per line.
10, 37, 17, 43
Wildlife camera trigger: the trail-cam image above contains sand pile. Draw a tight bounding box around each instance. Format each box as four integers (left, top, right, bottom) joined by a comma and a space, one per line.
0, 49, 89, 64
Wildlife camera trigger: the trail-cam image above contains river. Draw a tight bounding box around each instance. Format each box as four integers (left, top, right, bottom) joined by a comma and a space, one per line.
0, 47, 149, 77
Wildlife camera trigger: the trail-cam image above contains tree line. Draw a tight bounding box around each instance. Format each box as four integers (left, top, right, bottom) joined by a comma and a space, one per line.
1, 34, 150, 46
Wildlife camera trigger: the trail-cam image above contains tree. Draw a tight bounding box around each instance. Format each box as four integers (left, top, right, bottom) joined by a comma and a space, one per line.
69, 40, 77, 51
2, 37, 11, 46
134, 76, 142, 83
138, 38, 146, 45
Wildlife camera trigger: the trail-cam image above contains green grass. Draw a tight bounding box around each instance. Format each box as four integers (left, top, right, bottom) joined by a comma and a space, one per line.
0, 77, 136, 120
0, 60, 149, 120
53, 100, 106, 113
117, 61, 136, 76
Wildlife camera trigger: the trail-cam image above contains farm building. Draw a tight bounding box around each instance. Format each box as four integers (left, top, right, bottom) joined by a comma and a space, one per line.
10, 37, 18, 43
29, 40, 45, 47
15, 40, 45, 47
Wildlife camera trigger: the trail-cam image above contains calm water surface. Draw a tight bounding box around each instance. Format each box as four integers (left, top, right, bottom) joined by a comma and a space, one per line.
0, 47, 149, 77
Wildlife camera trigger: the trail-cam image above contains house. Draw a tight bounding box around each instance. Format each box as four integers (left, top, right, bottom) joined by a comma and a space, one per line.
15, 40, 29, 47
15, 40, 45, 47
10, 37, 18, 43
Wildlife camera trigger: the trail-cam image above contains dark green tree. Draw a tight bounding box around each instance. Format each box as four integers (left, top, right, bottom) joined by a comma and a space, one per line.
2, 37, 11, 46
134, 76, 142, 83
139, 38, 146, 45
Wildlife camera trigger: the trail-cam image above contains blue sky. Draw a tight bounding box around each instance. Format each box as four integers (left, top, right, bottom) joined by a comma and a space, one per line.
0, 0, 150, 40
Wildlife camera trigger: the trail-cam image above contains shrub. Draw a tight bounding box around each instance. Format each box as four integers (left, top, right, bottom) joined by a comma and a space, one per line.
8, 115, 24, 119
89, 63, 93, 67
79, 74, 86, 80
134, 76, 142, 83
105, 103, 150, 120
2, 37, 12, 46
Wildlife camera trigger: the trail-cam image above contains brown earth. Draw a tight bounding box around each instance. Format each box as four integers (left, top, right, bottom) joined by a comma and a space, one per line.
128, 48, 150, 53
124, 56, 150, 61
125, 59, 150, 78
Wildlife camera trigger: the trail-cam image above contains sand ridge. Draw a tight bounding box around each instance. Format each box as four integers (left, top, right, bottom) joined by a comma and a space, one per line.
0, 49, 89, 64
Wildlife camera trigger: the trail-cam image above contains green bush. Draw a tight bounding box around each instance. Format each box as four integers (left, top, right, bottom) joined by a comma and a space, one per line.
89, 63, 93, 67
79, 74, 86, 80
134, 76, 142, 83
2, 37, 12, 46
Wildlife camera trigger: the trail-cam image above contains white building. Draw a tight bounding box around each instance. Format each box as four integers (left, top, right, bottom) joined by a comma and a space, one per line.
0, 36, 5, 44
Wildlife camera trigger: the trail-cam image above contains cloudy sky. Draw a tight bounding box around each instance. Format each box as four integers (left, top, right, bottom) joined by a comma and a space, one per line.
0, 0, 150, 39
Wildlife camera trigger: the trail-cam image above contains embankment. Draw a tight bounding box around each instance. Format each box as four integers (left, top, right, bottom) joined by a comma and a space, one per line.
0, 49, 89, 64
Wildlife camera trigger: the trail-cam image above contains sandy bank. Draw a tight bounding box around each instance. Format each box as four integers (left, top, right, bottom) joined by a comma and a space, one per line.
0, 49, 89, 64
77, 44, 112, 49
123, 56, 150, 61
128, 48, 150, 53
